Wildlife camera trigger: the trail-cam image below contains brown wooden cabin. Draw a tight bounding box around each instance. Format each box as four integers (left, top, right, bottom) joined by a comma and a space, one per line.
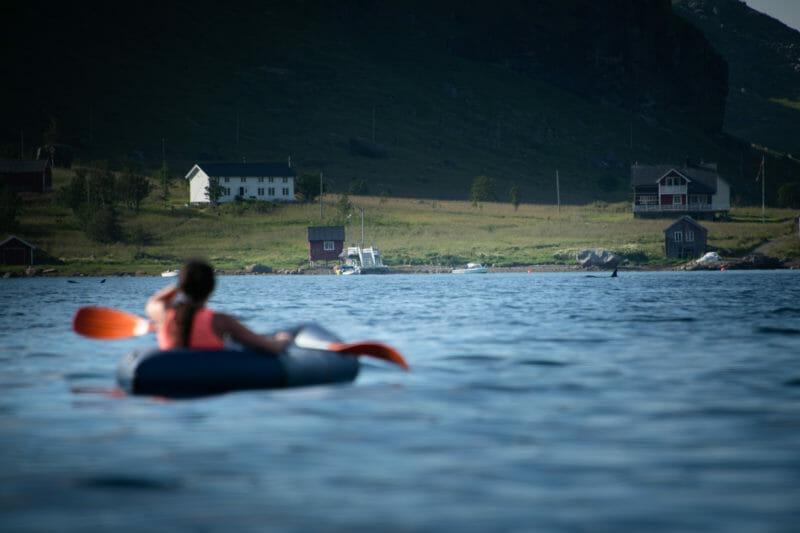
664, 216, 707, 259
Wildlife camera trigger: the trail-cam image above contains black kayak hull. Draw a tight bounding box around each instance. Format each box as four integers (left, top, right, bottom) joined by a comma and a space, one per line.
116, 323, 360, 397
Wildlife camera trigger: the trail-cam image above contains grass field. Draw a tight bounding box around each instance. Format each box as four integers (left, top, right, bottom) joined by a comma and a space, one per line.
5, 168, 799, 276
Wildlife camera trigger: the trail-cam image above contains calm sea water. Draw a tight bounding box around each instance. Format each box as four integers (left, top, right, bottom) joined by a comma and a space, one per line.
1, 271, 799, 532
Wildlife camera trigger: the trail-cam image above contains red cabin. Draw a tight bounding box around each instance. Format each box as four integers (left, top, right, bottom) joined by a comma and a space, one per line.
308, 226, 345, 264
0, 159, 52, 193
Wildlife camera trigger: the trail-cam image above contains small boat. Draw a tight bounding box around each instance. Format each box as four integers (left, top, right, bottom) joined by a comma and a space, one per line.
339, 246, 389, 274
161, 269, 180, 278
452, 263, 488, 274
334, 264, 358, 276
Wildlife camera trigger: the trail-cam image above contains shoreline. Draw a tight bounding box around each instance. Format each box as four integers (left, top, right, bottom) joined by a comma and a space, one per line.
7, 254, 799, 278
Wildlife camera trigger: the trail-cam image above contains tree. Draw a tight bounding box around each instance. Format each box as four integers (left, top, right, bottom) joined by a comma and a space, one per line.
119, 160, 152, 212
777, 182, 800, 209
85, 161, 116, 207
349, 178, 369, 195
510, 184, 521, 210
471, 175, 497, 205
205, 175, 224, 206
85, 206, 122, 243
59, 170, 88, 214
154, 163, 171, 208
295, 172, 323, 203
337, 193, 352, 218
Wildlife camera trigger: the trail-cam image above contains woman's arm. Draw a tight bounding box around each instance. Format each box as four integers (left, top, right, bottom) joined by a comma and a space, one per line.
145, 285, 180, 326
213, 313, 292, 354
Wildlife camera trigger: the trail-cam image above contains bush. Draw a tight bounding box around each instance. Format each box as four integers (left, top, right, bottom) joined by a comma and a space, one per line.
85, 207, 122, 243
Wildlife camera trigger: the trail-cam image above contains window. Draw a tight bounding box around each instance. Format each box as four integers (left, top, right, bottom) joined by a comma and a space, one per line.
686, 231, 694, 242
268, 187, 275, 196
282, 187, 289, 196
269, 177, 274, 183
225, 187, 231, 196
282, 177, 288, 183
224, 177, 230, 183
323, 241, 335, 251
241, 177, 246, 182
673, 196, 682, 205
258, 177, 264, 183
674, 231, 682, 242
258, 188, 264, 196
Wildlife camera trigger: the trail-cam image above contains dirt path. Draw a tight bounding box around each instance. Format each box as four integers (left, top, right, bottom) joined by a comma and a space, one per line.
752, 234, 791, 255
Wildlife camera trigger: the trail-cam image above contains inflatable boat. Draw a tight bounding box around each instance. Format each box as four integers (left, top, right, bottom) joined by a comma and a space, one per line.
116, 323, 359, 397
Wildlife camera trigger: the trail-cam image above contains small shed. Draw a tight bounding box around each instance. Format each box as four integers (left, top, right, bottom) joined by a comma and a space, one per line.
308, 226, 345, 264
0, 159, 52, 193
0, 235, 36, 265
664, 216, 707, 259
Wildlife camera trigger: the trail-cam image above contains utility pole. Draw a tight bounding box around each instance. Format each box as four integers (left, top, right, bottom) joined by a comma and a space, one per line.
162, 138, 167, 208
556, 170, 561, 213
761, 156, 766, 224
359, 206, 365, 248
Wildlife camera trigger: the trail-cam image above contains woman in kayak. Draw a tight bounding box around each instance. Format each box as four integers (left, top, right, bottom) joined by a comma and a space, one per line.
146, 259, 292, 354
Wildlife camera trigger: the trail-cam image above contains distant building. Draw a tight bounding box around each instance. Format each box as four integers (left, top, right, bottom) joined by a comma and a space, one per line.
0, 159, 52, 193
0, 235, 37, 265
664, 216, 707, 259
185, 162, 295, 204
632, 162, 730, 219
308, 226, 345, 264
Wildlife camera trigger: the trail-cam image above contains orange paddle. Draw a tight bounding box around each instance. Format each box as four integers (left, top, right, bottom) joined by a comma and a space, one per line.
72, 306, 409, 370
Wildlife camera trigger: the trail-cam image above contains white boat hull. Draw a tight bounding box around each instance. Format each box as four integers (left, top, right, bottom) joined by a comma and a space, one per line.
452, 263, 488, 274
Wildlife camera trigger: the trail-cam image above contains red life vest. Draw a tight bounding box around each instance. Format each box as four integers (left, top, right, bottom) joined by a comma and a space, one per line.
157, 308, 225, 350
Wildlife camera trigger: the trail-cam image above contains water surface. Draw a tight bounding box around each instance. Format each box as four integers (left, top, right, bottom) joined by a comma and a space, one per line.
1, 271, 799, 531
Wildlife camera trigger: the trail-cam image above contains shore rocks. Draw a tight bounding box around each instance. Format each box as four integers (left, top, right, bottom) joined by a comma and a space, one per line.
577, 249, 621, 268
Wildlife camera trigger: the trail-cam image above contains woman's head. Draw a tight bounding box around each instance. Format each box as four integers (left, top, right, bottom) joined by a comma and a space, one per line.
178, 259, 215, 303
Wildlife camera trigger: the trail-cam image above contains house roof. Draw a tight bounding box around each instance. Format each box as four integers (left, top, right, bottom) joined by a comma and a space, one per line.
1, 235, 36, 249
631, 163, 720, 194
663, 216, 708, 235
187, 162, 295, 179
0, 159, 49, 174
308, 226, 345, 241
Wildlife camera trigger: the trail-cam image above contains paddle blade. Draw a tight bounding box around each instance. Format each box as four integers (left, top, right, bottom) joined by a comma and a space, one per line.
73, 306, 153, 340
329, 341, 410, 370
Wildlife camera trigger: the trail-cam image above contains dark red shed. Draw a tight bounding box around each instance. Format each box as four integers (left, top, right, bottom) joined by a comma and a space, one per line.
1, 236, 36, 265
0, 159, 52, 193
308, 226, 345, 263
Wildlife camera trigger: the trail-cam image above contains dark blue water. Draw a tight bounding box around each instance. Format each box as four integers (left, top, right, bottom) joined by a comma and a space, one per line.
1, 271, 799, 532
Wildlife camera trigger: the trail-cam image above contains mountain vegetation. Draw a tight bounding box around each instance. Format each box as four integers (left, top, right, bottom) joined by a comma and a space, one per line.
1, 0, 798, 207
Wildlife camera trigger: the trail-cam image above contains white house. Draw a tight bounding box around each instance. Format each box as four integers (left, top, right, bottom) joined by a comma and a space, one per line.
185, 162, 296, 204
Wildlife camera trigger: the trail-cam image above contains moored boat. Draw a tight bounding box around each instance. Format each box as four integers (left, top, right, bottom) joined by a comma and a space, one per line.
339, 245, 389, 274
161, 269, 179, 277
452, 263, 488, 274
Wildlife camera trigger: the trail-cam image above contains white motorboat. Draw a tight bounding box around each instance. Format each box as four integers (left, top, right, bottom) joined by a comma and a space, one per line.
161, 269, 180, 278
452, 263, 488, 274
339, 246, 389, 274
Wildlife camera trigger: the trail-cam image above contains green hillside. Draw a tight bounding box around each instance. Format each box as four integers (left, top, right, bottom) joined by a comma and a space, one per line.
1, 1, 799, 206
673, 0, 800, 157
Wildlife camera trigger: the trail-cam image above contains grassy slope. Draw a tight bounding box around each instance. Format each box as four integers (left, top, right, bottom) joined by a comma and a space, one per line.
6, 168, 798, 276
